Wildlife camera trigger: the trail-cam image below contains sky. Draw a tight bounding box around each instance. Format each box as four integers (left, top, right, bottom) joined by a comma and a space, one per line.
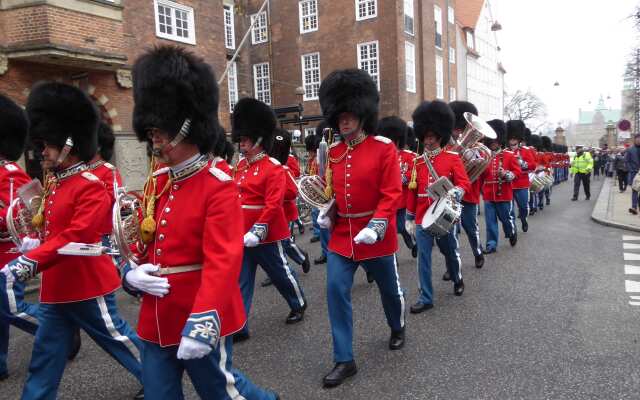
492, 0, 638, 125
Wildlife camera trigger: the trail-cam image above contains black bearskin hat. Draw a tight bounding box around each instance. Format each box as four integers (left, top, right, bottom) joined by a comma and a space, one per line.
524, 128, 532, 146
210, 123, 227, 158
377, 116, 407, 148
0, 93, 28, 161
412, 100, 454, 147
406, 126, 418, 152
318, 68, 379, 134
506, 120, 525, 141
223, 140, 235, 164
231, 98, 276, 151
448, 101, 478, 131
529, 134, 542, 151
305, 131, 322, 152
97, 121, 115, 162
132, 46, 219, 154
269, 128, 292, 165
26, 82, 98, 162
486, 119, 507, 148
541, 135, 552, 151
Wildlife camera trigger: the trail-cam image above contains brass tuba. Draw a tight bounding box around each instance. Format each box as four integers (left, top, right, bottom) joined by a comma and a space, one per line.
449, 112, 497, 182
6, 179, 43, 249
297, 128, 334, 209
111, 178, 147, 265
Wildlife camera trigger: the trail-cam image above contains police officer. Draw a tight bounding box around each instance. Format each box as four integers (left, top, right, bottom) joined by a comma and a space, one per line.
1, 82, 143, 399
122, 45, 278, 399
232, 98, 307, 343
317, 69, 406, 388
571, 144, 594, 201
406, 101, 471, 314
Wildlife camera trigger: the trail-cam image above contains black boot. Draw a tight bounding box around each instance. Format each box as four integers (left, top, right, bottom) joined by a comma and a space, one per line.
509, 233, 518, 247
475, 254, 485, 269
260, 277, 273, 287
286, 303, 307, 324
68, 329, 82, 361
301, 250, 311, 273
389, 328, 405, 350
233, 331, 250, 343
442, 271, 451, 281
314, 254, 327, 265
366, 270, 374, 284
454, 279, 465, 296
323, 361, 358, 388
409, 301, 433, 314
133, 387, 144, 400
521, 220, 528, 233
411, 244, 418, 258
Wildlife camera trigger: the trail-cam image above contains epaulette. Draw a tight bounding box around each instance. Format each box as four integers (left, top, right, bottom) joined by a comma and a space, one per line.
153, 167, 170, 176
81, 171, 99, 182
329, 141, 341, 149
104, 162, 115, 170
374, 135, 392, 144
283, 165, 290, 171
402, 149, 415, 155
209, 167, 231, 182
446, 151, 458, 155
4, 163, 17, 172
269, 157, 281, 165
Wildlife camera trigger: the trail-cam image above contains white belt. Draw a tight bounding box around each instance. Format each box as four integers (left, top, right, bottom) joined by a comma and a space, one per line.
242, 205, 265, 210
337, 210, 374, 218
156, 264, 202, 276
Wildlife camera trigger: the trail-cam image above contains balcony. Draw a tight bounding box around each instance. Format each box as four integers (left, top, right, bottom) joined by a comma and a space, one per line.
0, 0, 127, 70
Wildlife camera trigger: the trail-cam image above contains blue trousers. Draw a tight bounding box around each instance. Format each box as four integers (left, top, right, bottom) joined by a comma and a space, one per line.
239, 241, 306, 335
529, 190, 538, 211
21, 293, 142, 400
629, 172, 639, 209
282, 238, 306, 266
396, 208, 415, 250
142, 337, 276, 400
311, 208, 330, 257
484, 201, 515, 251
326, 252, 405, 362
415, 226, 462, 306
511, 188, 529, 230
458, 202, 482, 257
0, 278, 39, 375
311, 207, 321, 238
537, 187, 550, 208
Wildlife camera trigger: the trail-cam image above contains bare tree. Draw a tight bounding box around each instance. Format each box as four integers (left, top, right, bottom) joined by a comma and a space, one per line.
504, 90, 548, 130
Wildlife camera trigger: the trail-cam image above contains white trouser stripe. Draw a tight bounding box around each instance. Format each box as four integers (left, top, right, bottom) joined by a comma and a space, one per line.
277, 241, 305, 307
96, 296, 140, 362
219, 337, 247, 400
16, 312, 38, 325
290, 241, 305, 261
392, 255, 405, 328
6, 280, 17, 313
452, 232, 463, 281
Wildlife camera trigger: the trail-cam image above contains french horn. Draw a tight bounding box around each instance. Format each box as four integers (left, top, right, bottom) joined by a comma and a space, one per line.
6, 179, 43, 249
111, 181, 147, 265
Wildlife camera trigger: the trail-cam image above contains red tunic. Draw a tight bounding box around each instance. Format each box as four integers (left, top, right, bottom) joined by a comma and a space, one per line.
286, 154, 301, 178
136, 157, 246, 346
306, 155, 319, 176
406, 150, 471, 223
0, 161, 31, 266
511, 146, 537, 190
283, 166, 299, 222
211, 156, 232, 175
327, 135, 402, 261
479, 150, 521, 202
443, 144, 481, 204
25, 165, 120, 303
234, 155, 289, 243
398, 149, 415, 209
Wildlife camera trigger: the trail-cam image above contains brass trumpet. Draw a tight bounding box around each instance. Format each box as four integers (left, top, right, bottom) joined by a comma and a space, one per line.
449, 112, 497, 182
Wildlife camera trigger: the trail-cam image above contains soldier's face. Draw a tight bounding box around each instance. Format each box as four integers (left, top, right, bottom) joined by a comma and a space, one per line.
238, 137, 256, 154
423, 132, 440, 151
489, 141, 501, 152
41, 144, 61, 170
508, 138, 519, 148
338, 112, 360, 136
452, 128, 463, 140
147, 128, 171, 162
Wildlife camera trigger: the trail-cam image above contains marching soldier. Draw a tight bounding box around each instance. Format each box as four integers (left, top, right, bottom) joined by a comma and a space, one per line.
506, 120, 537, 233
232, 98, 307, 343
448, 101, 484, 271
122, 46, 278, 399
1, 82, 143, 399
538, 136, 553, 209
0, 94, 39, 381
308, 124, 330, 265
316, 69, 406, 387
527, 133, 541, 215
480, 120, 521, 253
377, 116, 417, 258
406, 101, 470, 314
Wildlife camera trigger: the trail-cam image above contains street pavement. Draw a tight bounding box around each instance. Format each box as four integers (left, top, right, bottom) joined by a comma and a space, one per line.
592, 175, 640, 232
4, 179, 640, 399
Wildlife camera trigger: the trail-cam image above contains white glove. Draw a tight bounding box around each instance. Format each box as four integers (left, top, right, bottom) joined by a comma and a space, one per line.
354, 227, 378, 245
317, 211, 332, 230
243, 232, 260, 247
124, 263, 170, 297
0, 265, 14, 285
20, 237, 40, 253
176, 336, 212, 360
405, 220, 416, 237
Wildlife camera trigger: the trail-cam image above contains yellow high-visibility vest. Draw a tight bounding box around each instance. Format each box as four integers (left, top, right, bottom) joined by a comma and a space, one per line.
570, 153, 593, 174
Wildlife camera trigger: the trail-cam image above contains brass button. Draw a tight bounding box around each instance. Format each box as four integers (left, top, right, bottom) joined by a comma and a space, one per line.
164, 207, 171, 213
347, 184, 351, 188
346, 174, 351, 178
169, 195, 174, 201
49, 201, 53, 205
156, 249, 162, 256
347, 164, 351, 168
159, 234, 165, 241
347, 204, 352, 209
45, 230, 50, 235
347, 194, 351, 197
160, 220, 167, 226
172, 184, 179, 190
348, 155, 352, 159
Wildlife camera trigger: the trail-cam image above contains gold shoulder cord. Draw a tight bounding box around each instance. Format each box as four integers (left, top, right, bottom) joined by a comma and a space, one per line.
408, 158, 418, 190
140, 156, 172, 244
31, 172, 55, 230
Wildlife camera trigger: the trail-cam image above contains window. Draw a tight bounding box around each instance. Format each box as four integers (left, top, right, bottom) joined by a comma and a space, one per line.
304, 128, 315, 143
466, 30, 475, 49
299, 0, 318, 34
154, 0, 196, 45
251, 11, 268, 44
404, 0, 414, 35
301, 53, 321, 101
228, 62, 238, 112
405, 42, 415, 93
449, 87, 456, 101
434, 5, 442, 49
223, 5, 235, 49
355, 0, 377, 21
357, 41, 380, 89
435, 55, 444, 99
253, 62, 271, 105
448, 6, 455, 24
449, 46, 456, 64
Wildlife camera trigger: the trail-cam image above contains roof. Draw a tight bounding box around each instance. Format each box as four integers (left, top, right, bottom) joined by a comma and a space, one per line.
578, 109, 621, 124
457, 0, 485, 29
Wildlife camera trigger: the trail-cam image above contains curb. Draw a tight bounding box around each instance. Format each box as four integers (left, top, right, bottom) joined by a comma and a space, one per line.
591, 177, 640, 233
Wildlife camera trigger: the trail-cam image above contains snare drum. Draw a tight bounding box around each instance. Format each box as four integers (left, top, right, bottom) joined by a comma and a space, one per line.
421, 196, 461, 237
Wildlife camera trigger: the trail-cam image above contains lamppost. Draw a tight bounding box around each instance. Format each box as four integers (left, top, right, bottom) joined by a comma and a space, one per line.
295, 86, 306, 142
606, 122, 617, 149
